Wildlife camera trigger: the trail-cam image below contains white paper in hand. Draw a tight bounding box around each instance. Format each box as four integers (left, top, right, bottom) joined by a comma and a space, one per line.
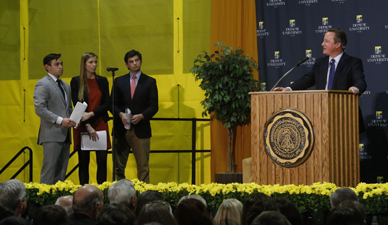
70, 101, 88, 128
125, 108, 131, 130
81, 131, 107, 151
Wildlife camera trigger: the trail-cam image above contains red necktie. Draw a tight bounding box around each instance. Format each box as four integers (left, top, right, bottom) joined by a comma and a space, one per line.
131, 75, 137, 99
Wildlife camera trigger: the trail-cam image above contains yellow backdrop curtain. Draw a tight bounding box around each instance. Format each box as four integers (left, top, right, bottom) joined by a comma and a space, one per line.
210, 0, 259, 181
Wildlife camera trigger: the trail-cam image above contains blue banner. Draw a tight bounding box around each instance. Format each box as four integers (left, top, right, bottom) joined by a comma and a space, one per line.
256, 0, 388, 183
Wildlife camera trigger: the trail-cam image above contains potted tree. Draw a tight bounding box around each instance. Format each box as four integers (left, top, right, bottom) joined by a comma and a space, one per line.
190, 42, 259, 179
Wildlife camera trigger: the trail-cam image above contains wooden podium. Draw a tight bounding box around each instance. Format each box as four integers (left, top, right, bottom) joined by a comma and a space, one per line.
250, 90, 360, 187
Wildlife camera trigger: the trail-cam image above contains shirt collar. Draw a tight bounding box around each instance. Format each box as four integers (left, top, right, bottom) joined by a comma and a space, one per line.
330, 52, 343, 65
130, 71, 141, 79
48, 73, 59, 81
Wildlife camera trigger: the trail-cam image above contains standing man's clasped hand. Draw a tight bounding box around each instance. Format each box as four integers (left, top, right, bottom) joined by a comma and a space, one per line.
131, 114, 144, 124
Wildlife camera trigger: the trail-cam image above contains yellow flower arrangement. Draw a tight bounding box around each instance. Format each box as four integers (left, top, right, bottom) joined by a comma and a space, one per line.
24, 180, 388, 216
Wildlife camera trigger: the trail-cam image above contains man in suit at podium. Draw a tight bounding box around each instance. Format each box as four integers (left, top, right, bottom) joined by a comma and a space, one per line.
274, 28, 367, 132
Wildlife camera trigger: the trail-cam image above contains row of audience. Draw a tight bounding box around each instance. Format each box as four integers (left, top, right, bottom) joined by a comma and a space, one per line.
0, 179, 366, 225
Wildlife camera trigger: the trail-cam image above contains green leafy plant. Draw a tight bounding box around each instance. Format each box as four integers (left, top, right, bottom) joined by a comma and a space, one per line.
190, 41, 259, 173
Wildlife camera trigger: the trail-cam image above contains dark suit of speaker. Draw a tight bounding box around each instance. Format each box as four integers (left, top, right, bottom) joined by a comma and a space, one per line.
290, 52, 367, 132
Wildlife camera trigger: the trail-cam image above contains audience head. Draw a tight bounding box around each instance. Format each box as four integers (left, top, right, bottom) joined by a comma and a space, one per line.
326, 200, 365, 225
96, 203, 136, 225
251, 211, 291, 225
177, 194, 207, 207
330, 188, 358, 209
174, 198, 213, 225
136, 200, 176, 225
73, 185, 104, 221
55, 195, 74, 216
33, 205, 68, 225
275, 198, 303, 225
213, 198, 243, 225
136, 190, 164, 217
0, 216, 29, 225
242, 193, 278, 225
108, 179, 137, 212
0, 179, 27, 217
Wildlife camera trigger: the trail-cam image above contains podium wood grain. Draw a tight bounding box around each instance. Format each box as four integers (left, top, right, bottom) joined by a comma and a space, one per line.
250, 91, 360, 187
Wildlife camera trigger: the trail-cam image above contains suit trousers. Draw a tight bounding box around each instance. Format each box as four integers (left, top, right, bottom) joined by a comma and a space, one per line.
40, 141, 70, 184
114, 129, 150, 183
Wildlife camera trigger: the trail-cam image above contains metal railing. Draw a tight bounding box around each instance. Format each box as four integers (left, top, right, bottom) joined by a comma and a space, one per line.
0, 146, 33, 182
66, 117, 211, 184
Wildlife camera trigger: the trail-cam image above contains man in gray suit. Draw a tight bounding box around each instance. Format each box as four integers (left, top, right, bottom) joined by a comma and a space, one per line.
34, 53, 76, 184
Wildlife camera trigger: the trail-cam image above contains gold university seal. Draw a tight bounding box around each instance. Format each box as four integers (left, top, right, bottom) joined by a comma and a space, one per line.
264, 109, 314, 167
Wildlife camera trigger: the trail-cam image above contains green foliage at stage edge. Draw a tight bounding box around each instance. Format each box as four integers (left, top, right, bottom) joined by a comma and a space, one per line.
190, 41, 259, 173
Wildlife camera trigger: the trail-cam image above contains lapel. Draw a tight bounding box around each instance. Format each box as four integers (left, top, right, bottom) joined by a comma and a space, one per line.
47, 74, 66, 106
333, 52, 349, 87
318, 56, 330, 90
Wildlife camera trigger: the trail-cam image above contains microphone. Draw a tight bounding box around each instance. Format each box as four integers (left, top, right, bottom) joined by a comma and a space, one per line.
107, 67, 119, 72
296, 57, 311, 67
270, 57, 311, 91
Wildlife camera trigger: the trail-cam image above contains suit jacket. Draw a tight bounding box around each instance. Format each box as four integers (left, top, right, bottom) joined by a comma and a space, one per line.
290, 52, 367, 132
112, 72, 158, 139
290, 52, 367, 92
66, 213, 95, 225
70, 75, 110, 125
34, 74, 73, 144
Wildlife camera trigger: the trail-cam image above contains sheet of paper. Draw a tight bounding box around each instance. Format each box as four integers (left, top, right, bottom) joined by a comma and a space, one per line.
70, 101, 88, 128
81, 131, 107, 151
125, 108, 131, 130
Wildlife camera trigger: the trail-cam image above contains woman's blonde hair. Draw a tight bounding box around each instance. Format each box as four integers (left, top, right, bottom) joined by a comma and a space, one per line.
214, 198, 243, 225
78, 52, 98, 101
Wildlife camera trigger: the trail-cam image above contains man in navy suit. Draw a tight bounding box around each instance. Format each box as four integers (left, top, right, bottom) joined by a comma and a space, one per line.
274, 28, 367, 132
112, 50, 158, 183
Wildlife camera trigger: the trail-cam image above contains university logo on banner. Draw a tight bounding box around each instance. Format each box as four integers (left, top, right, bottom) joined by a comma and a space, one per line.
275, 51, 280, 59
257, 21, 269, 38
266, 0, 286, 7
359, 144, 371, 160
376, 111, 383, 120
367, 46, 388, 64
331, 0, 347, 3
267, 51, 286, 68
349, 15, 370, 32
303, 50, 315, 67
315, 17, 332, 34
368, 111, 387, 128
298, 0, 318, 5
283, 19, 302, 36
260, 83, 267, 91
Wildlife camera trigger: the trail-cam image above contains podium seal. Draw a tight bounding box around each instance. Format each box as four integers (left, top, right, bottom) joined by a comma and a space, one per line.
264, 109, 314, 167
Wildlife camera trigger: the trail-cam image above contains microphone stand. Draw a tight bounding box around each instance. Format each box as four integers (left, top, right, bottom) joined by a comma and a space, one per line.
270, 57, 310, 91
108, 69, 116, 181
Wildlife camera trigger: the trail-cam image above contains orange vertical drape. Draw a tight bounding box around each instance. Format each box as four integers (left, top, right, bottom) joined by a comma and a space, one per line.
210, 0, 259, 181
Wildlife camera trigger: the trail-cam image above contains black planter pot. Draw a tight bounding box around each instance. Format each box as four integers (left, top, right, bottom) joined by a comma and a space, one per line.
215, 173, 243, 184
